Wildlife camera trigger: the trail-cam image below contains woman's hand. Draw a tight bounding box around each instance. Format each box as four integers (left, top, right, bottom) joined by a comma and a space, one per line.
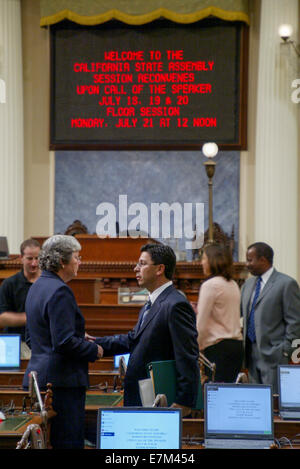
84, 333, 103, 358
85, 332, 96, 342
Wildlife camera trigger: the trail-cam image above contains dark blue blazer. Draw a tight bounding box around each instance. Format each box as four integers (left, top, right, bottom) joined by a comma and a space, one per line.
96, 285, 200, 407
23, 271, 98, 389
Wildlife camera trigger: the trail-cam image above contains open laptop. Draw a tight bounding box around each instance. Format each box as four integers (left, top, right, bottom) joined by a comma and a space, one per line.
278, 365, 300, 420
204, 383, 274, 449
0, 334, 21, 370
0, 236, 10, 260
96, 407, 182, 449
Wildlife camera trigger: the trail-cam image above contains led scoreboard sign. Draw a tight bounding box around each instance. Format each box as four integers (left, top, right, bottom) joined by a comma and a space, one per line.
50, 20, 248, 150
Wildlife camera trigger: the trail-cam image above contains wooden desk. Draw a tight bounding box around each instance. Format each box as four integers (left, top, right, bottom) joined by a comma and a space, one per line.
81, 395, 300, 449
182, 416, 300, 444
0, 235, 248, 304
80, 303, 140, 335
0, 391, 123, 449
0, 370, 120, 387
20, 357, 115, 372
33, 235, 158, 262
0, 414, 43, 449
1, 390, 299, 450
0, 387, 123, 409
70, 278, 102, 303
85, 391, 123, 410
90, 358, 115, 371
0, 388, 33, 407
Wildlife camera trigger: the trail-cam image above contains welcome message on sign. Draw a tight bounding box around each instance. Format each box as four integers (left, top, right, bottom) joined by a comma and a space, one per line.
51, 20, 245, 149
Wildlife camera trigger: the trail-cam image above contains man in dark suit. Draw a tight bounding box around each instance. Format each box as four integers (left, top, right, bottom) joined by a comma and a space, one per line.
241, 242, 300, 392
97, 244, 200, 415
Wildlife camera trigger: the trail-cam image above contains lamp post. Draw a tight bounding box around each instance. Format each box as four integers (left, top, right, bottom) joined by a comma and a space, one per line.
202, 142, 218, 244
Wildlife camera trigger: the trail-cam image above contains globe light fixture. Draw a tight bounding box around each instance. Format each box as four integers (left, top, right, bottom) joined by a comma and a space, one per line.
278, 24, 293, 42
278, 23, 300, 57
202, 142, 219, 159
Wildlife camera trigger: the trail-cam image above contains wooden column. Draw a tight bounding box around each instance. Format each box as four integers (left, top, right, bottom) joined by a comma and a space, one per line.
0, 0, 24, 253
254, 0, 299, 278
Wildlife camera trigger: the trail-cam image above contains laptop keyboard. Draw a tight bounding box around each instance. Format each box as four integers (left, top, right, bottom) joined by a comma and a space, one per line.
280, 411, 300, 420
205, 439, 274, 449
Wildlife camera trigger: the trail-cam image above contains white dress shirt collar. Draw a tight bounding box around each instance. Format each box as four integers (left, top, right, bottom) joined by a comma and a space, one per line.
260, 266, 274, 290
149, 281, 173, 305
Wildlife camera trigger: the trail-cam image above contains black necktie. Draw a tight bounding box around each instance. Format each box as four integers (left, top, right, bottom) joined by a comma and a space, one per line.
139, 299, 152, 329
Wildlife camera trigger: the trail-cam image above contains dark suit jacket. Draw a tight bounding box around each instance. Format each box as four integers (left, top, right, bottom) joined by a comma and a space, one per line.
96, 285, 200, 407
23, 271, 98, 389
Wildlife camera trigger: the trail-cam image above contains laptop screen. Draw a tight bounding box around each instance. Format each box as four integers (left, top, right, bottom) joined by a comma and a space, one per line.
0, 334, 21, 370
278, 365, 300, 410
114, 353, 130, 369
204, 383, 273, 441
96, 407, 182, 449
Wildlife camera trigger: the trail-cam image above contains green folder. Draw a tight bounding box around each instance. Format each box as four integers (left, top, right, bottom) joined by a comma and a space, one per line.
147, 360, 203, 410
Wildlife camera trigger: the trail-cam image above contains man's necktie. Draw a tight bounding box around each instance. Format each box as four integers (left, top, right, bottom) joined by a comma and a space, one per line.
139, 299, 152, 330
247, 276, 262, 343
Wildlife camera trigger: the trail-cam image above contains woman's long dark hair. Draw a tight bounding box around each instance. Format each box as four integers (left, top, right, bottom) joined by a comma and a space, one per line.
203, 243, 233, 281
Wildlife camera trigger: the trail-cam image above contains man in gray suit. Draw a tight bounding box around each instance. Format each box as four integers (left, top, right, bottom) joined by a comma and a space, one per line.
241, 242, 300, 392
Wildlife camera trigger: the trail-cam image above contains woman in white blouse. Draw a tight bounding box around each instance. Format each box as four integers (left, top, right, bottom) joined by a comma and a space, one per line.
197, 243, 243, 382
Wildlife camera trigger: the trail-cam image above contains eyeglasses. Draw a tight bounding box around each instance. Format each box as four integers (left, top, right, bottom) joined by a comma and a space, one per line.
74, 255, 82, 262
135, 261, 157, 269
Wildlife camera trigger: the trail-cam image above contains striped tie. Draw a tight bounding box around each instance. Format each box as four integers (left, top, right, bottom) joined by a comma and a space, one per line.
139, 299, 152, 329
247, 276, 262, 343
